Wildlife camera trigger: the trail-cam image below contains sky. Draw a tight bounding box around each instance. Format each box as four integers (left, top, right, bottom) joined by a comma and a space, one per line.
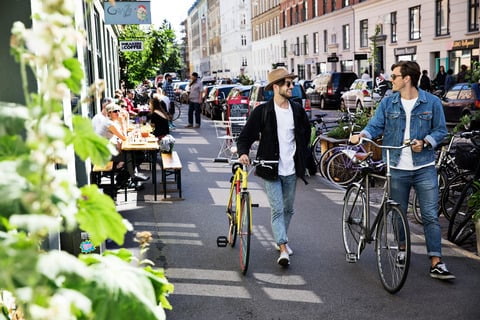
150, 0, 194, 37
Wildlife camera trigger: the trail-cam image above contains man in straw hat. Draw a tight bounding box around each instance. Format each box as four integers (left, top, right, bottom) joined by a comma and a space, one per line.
237, 67, 310, 267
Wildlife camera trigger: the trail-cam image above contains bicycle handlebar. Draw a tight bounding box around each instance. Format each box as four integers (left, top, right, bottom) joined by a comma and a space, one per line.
357, 137, 415, 150
460, 130, 480, 139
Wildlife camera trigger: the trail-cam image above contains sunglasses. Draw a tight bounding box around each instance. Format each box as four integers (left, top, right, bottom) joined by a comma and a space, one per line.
391, 74, 403, 80
110, 110, 120, 113
277, 80, 294, 87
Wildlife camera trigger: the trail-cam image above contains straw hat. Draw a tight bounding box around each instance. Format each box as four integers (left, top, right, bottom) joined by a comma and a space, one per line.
265, 67, 297, 90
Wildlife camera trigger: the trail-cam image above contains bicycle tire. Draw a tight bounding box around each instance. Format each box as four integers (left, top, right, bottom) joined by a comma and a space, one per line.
171, 101, 181, 121
227, 177, 238, 247
411, 171, 447, 224
447, 180, 477, 243
342, 184, 367, 259
239, 192, 251, 275
451, 216, 476, 246
319, 146, 341, 178
375, 204, 410, 294
326, 151, 360, 186
440, 171, 474, 221
312, 136, 323, 164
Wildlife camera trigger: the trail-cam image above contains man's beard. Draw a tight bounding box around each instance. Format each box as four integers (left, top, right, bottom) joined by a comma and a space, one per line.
279, 91, 291, 99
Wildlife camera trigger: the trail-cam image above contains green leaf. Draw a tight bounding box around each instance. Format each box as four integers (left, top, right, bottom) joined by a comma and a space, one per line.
70, 115, 112, 165
76, 185, 126, 246
0, 135, 29, 160
0, 102, 28, 136
63, 58, 84, 94
103, 248, 134, 263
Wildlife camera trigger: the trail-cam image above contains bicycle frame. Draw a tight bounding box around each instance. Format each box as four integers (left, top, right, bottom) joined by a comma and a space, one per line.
228, 164, 251, 228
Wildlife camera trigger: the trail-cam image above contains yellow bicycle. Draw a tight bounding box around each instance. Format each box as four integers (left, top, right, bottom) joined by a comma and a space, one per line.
217, 159, 277, 275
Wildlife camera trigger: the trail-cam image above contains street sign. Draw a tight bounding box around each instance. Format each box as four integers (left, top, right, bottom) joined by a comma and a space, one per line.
120, 41, 144, 52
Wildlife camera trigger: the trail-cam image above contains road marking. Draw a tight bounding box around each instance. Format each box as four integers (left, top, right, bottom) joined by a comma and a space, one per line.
134, 222, 196, 228
253, 273, 306, 285
166, 268, 242, 282
262, 288, 323, 303
155, 238, 203, 245
155, 231, 200, 237
172, 283, 251, 299
314, 188, 345, 204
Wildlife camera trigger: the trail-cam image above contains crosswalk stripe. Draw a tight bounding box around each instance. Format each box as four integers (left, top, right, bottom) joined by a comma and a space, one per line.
172, 283, 251, 299
166, 268, 242, 282
262, 287, 323, 303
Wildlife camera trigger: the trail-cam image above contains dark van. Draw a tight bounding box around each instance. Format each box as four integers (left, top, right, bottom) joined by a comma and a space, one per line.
312, 72, 358, 109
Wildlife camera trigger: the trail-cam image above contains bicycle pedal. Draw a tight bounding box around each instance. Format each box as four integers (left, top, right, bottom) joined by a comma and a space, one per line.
346, 253, 358, 263
216, 236, 228, 247
251, 203, 259, 208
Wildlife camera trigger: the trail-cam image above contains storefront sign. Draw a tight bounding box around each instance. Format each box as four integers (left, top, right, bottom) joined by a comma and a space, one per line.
327, 56, 339, 62
104, 1, 151, 25
355, 54, 368, 60
452, 38, 479, 50
120, 41, 144, 51
394, 46, 417, 56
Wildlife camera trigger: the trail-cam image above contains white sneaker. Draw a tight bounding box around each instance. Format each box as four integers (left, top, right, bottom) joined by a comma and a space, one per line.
277, 251, 290, 267
274, 243, 293, 255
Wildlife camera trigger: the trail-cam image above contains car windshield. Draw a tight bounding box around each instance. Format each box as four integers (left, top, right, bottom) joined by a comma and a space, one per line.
292, 85, 304, 98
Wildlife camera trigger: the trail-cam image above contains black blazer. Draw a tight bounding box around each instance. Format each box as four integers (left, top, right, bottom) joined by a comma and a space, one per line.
237, 98, 310, 180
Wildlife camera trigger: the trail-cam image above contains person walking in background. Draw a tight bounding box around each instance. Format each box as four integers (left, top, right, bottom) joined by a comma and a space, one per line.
433, 65, 447, 93
456, 64, 469, 83
419, 70, 432, 92
236, 67, 311, 267
163, 73, 177, 129
445, 69, 455, 92
350, 61, 455, 280
361, 68, 370, 80
185, 72, 203, 128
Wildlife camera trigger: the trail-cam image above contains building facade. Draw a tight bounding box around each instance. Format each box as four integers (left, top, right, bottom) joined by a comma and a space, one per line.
186, 0, 480, 81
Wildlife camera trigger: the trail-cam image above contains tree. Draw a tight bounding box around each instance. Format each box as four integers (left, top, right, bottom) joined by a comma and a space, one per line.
120, 21, 182, 88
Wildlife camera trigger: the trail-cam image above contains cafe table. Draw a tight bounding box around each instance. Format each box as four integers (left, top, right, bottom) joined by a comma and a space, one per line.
121, 136, 159, 201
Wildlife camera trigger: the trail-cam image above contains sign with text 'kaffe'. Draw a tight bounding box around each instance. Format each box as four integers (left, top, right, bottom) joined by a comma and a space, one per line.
104, 1, 151, 25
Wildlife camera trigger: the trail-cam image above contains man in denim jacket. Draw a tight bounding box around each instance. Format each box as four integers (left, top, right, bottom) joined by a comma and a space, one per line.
351, 61, 455, 280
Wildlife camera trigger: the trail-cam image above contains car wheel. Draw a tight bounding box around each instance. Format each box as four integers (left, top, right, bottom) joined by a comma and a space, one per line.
356, 101, 363, 113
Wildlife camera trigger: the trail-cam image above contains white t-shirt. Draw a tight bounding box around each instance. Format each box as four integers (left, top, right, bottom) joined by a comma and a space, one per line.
394, 98, 417, 170
92, 113, 108, 136
274, 102, 296, 176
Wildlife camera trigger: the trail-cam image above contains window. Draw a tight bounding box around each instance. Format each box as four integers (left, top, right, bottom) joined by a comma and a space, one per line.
282, 40, 287, 58
283, 10, 287, 28
323, 29, 328, 52
409, 6, 421, 40
312, 0, 318, 18
435, 0, 449, 36
390, 12, 397, 43
331, 0, 336, 11
323, 0, 327, 13
360, 19, 368, 47
343, 24, 350, 50
303, 1, 308, 21
313, 32, 319, 54
469, 0, 479, 32
297, 64, 306, 79
241, 35, 247, 46
303, 34, 309, 55
242, 57, 248, 67
295, 37, 300, 56
343, 0, 350, 7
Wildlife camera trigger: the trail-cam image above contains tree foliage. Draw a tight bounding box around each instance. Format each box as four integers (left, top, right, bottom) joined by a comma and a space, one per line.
120, 21, 182, 87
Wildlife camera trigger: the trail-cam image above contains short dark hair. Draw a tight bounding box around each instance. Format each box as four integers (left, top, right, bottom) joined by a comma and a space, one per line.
391, 61, 421, 89
192, 72, 199, 78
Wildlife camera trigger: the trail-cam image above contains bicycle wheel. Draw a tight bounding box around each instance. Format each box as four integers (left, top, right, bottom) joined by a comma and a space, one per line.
342, 184, 367, 260
312, 137, 323, 164
440, 171, 474, 221
447, 180, 477, 244
226, 177, 238, 247
326, 151, 360, 186
375, 204, 410, 294
319, 146, 340, 178
239, 192, 251, 275
171, 101, 181, 121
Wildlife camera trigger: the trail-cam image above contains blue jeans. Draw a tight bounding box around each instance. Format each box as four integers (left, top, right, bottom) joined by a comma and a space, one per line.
391, 166, 442, 257
264, 174, 297, 245
188, 102, 201, 125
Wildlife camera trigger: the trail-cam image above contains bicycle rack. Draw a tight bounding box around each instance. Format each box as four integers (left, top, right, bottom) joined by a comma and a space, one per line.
216, 236, 228, 247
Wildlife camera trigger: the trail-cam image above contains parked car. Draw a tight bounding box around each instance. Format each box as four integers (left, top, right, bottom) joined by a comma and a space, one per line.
340, 78, 392, 111
173, 81, 189, 103
248, 82, 312, 119
223, 85, 252, 120
311, 72, 358, 109
442, 82, 480, 123
204, 84, 238, 120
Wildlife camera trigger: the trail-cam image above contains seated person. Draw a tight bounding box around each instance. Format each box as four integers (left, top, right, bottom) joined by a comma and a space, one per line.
98, 103, 149, 189
150, 95, 170, 139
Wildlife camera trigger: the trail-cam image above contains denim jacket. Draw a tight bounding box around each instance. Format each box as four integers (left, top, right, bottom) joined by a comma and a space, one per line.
361, 89, 447, 167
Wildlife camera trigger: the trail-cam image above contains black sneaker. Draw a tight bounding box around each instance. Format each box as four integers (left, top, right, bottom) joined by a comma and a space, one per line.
395, 251, 406, 268
430, 262, 455, 280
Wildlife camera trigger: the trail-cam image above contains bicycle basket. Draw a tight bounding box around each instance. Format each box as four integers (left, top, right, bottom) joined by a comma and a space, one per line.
454, 142, 480, 171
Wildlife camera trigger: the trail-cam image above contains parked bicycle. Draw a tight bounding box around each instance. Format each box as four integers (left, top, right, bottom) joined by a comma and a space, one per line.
342, 137, 414, 293
217, 159, 278, 275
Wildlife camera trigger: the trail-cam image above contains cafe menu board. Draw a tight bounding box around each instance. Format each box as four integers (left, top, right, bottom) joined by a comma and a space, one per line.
229, 103, 249, 119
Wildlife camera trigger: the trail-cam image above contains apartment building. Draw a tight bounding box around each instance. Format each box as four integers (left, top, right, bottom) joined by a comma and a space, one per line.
187, 0, 479, 81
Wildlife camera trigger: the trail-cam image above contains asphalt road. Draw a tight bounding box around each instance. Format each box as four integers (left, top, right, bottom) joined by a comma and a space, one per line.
112, 108, 480, 320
